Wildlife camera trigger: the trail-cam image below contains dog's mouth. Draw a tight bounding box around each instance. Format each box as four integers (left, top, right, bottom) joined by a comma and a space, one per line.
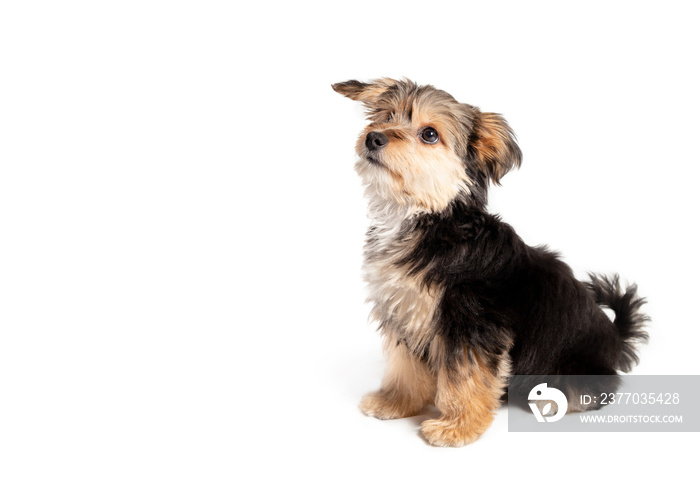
366, 154, 383, 167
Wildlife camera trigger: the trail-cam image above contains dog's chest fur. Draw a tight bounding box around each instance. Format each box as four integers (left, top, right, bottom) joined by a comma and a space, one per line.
363, 213, 441, 355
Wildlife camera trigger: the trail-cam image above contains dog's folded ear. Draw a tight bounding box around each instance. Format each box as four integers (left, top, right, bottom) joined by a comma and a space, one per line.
469, 112, 523, 185
332, 78, 398, 106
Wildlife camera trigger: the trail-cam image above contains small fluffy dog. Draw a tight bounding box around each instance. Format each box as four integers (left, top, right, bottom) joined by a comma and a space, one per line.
333, 78, 648, 446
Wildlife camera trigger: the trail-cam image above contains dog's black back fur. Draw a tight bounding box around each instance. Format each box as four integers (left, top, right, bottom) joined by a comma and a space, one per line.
399, 197, 647, 390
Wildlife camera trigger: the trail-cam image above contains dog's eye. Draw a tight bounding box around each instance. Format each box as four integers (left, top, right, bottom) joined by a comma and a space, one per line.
420, 127, 439, 144
386, 113, 394, 123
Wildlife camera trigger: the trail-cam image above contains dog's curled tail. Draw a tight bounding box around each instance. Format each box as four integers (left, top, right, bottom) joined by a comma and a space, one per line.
585, 273, 650, 372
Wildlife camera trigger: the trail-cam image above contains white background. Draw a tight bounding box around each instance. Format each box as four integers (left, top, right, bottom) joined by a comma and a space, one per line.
1, 1, 699, 488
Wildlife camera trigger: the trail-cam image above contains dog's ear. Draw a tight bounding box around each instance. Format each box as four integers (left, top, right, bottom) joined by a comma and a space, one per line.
332, 78, 397, 106
469, 112, 522, 185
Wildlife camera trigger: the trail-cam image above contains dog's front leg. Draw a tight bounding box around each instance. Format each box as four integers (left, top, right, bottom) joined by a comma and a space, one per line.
360, 338, 436, 420
421, 348, 509, 447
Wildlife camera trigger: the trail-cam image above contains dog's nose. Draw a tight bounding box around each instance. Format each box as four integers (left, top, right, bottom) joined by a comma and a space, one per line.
365, 131, 389, 151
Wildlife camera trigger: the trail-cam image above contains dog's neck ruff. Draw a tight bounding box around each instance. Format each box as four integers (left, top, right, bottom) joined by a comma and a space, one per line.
365, 189, 429, 223
365, 182, 480, 227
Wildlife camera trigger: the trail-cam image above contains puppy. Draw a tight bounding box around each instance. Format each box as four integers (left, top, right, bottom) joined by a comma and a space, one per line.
333, 78, 648, 446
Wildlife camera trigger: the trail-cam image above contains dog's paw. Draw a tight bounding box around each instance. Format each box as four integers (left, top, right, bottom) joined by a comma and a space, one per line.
420, 417, 482, 447
359, 391, 420, 420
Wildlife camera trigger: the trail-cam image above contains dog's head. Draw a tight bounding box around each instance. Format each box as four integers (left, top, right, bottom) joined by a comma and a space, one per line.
333, 78, 521, 214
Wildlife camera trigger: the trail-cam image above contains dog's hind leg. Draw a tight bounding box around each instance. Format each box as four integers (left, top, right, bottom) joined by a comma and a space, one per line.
561, 373, 622, 413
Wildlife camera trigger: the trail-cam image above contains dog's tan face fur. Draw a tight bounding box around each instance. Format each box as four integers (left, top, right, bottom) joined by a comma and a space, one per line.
333, 78, 521, 216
